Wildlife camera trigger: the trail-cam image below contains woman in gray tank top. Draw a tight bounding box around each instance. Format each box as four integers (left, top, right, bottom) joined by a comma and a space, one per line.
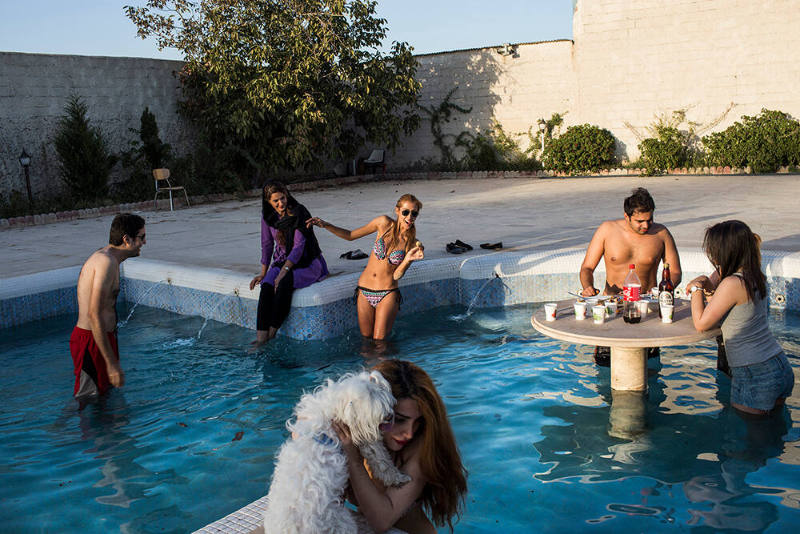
685, 220, 793, 415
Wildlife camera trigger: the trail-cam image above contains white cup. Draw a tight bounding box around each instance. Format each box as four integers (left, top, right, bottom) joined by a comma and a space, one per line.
660, 303, 674, 323
592, 305, 606, 324
574, 301, 587, 320
605, 300, 618, 318
544, 302, 558, 321
636, 300, 649, 318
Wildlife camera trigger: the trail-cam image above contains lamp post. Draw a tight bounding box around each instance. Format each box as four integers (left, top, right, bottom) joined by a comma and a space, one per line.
18, 149, 33, 213
537, 119, 546, 154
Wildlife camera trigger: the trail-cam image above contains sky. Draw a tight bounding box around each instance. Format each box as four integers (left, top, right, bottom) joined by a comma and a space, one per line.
0, 1, 574, 60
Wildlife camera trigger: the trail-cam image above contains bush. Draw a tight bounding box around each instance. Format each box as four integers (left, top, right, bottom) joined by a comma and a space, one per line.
638, 126, 686, 175
543, 124, 617, 173
702, 109, 800, 173
118, 107, 174, 202
0, 190, 29, 219
53, 95, 117, 201
456, 122, 542, 171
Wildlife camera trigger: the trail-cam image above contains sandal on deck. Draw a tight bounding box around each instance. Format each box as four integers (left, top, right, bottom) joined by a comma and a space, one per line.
480, 242, 503, 250
340, 249, 368, 260
446, 242, 468, 254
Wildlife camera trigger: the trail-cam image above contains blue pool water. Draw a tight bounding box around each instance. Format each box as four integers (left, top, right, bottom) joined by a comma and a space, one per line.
1, 304, 798, 533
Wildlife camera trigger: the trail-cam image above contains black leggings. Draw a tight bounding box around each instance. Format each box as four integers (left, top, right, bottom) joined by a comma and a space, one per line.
256, 271, 295, 331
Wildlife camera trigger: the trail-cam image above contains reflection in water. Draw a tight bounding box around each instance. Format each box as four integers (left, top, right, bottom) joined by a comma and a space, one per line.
359, 336, 399, 361
73, 392, 189, 511
608, 390, 647, 439
533, 372, 795, 531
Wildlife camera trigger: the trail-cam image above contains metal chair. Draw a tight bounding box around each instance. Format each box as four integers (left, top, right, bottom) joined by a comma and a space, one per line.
153, 168, 190, 211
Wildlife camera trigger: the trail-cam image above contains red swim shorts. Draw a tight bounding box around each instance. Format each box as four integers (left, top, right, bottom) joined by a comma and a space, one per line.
70, 327, 119, 397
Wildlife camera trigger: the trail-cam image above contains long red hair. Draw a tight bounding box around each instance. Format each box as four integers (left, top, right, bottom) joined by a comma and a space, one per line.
372, 360, 467, 532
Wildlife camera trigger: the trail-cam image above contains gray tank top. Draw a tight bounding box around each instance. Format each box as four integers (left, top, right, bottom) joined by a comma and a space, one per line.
719, 276, 782, 368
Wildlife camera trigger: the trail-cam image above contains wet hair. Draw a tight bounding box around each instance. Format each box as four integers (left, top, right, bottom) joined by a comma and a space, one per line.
261, 181, 296, 247
703, 220, 766, 301
623, 187, 655, 216
388, 194, 423, 255
372, 360, 467, 532
109, 213, 145, 246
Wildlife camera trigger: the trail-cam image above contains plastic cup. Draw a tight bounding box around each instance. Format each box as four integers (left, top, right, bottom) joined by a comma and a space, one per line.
544, 302, 558, 321
592, 305, 606, 324
636, 300, 649, 318
651, 287, 659, 299
660, 303, 674, 323
605, 300, 618, 318
574, 301, 587, 320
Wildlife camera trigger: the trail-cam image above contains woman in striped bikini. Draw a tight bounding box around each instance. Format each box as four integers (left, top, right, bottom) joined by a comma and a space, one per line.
307, 194, 424, 340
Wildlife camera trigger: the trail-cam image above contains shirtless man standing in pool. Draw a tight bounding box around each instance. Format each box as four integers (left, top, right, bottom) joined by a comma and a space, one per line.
579, 187, 682, 365
71, 213, 146, 400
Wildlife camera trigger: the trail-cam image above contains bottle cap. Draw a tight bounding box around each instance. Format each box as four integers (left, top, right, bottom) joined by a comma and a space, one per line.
629, 264, 635, 269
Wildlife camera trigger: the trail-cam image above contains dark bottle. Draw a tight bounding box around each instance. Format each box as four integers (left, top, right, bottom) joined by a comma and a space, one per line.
658, 262, 675, 318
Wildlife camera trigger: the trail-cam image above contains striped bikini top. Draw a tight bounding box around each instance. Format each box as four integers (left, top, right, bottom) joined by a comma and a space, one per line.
373, 231, 406, 265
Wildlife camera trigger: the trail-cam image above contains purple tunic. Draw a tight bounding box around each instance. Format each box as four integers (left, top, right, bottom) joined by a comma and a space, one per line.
260, 219, 328, 289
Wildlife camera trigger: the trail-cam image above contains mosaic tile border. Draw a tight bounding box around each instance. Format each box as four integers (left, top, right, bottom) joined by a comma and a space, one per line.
2, 249, 799, 336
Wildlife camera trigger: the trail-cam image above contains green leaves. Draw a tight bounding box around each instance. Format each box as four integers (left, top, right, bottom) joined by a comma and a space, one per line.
543, 124, 617, 174
54, 95, 117, 200
702, 109, 800, 173
126, 0, 421, 175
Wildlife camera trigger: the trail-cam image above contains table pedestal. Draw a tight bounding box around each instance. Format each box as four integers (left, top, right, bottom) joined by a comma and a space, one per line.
610, 346, 647, 391
608, 389, 647, 439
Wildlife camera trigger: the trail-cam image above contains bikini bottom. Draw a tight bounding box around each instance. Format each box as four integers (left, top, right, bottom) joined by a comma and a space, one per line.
355, 286, 403, 308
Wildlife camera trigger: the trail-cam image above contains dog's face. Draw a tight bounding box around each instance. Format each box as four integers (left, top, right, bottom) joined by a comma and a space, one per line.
335, 371, 396, 446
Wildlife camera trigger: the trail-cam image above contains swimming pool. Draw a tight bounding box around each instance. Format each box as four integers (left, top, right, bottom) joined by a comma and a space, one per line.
1, 303, 798, 533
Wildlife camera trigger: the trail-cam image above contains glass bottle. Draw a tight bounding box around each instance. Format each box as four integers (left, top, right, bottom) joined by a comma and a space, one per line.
623, 264, 641, 324
658, 262, 675, 318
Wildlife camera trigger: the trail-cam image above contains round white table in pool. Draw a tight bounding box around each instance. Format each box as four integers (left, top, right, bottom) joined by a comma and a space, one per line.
531, 298, 721, 391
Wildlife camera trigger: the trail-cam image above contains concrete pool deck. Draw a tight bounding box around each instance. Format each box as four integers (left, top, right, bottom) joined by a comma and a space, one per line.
2, 173, 800, 281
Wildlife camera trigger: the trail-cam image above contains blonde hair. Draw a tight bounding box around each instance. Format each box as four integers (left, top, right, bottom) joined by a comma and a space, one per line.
388, 194, 422, 255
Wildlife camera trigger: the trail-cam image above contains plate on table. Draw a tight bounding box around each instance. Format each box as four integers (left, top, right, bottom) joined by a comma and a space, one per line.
568, 291, 614, 303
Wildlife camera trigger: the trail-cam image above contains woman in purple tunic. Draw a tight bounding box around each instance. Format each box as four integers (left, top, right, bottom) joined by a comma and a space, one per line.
249, 182, 328, 345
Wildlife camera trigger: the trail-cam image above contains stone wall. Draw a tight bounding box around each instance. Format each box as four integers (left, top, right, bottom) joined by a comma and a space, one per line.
2, 0, 799, 192
0, 52, 191, 198
571, 0, 800, 160
392, 40, 576, 166
390, 0, 800, 168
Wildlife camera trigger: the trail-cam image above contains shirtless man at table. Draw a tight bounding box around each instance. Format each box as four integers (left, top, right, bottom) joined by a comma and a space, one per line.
579, 187, 682, 366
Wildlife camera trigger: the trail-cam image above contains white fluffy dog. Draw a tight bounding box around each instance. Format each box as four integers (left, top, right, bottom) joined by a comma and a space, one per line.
263, 370, 411, 534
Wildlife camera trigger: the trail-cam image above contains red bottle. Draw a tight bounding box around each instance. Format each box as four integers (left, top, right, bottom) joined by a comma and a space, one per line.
623, 264, 641, 324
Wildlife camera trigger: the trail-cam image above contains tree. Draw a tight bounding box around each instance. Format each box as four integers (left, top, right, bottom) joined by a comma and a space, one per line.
125, 0, 421, 175
54, 95, 117, 200
138, 107, 172, 169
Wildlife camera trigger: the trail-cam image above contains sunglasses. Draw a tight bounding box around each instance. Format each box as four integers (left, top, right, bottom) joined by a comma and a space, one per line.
400, 209, 419, 218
